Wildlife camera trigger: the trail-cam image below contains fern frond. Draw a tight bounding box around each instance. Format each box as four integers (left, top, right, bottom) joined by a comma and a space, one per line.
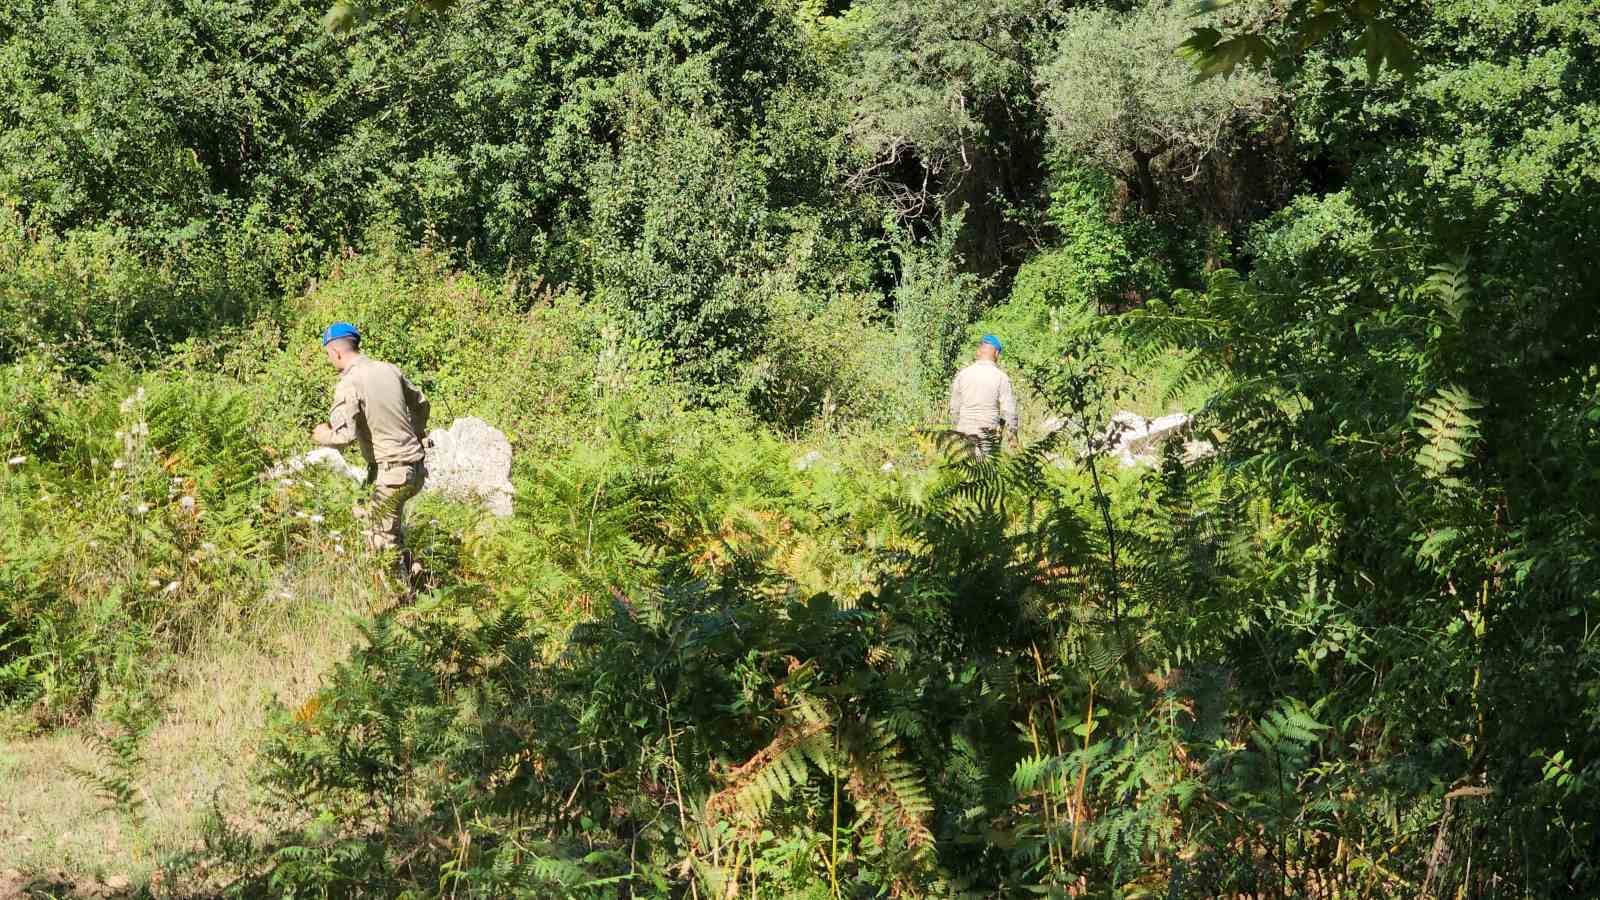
1412, 384, 1483, 482
1011, 752, 1054, 794
706, 710, 834, 824
1422, 258, 1472, 322
839, 718, 936, 862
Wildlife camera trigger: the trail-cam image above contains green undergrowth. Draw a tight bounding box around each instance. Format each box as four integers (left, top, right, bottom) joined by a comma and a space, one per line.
0, 242, 1187, 894
5, 232, 1598, 896
5, 0, 1600, 891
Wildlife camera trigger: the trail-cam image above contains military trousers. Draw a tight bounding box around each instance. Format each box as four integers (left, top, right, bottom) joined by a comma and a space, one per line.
367, 460, 426, 552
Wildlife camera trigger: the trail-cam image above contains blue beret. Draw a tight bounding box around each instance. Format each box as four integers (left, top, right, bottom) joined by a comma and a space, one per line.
321, 322, 360, 346
981, 334, 1003, 354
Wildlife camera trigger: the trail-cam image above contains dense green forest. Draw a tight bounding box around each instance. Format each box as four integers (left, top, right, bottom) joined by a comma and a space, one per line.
1, 0, 1598, 895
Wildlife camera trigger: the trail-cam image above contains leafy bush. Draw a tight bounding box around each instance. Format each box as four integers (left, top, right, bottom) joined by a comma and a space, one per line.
744, 287, 908, 433
890, 215, 986, 407
588, 111, 778, 400
0, 211, 284, 368
973, 162, 1176, 382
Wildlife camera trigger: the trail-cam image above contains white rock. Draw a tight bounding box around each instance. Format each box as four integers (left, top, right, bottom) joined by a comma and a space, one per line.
422, 417, 515, 518
1103, 410, 1196, 468
267, 418, 515, 517
269, 446, 367, 483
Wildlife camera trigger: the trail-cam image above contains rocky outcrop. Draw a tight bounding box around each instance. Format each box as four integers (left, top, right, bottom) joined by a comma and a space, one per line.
267, 417, 515, 517
421, 416, 515, 517
268, 446, 365, 483
1104, 411, 1214, 467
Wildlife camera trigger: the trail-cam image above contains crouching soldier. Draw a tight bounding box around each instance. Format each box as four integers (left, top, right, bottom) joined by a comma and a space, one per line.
310, 322, 430, 574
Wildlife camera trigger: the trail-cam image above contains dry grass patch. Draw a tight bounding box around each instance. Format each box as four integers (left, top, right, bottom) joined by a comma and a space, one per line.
0, 566, 384, 893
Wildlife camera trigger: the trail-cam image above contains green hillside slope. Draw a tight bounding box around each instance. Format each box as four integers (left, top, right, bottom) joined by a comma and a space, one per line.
3, 0, 1599, 895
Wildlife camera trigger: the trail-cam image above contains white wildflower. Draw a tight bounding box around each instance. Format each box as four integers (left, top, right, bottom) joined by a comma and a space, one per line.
295, 510, 309, 519
134, 502, 150, 515
112, 459, 126, 470
880, 461, 895, 472
6, 455, 24, 466
179, 496, 196, 511
278, 478, 294, 488
201, 542, 218, 553
162, 581, 179, 595
309, 514, 324, 524
276, 591, 294, 602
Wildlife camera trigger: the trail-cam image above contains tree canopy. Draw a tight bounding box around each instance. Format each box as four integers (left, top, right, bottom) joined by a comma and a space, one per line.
1041, 2, 1280, 212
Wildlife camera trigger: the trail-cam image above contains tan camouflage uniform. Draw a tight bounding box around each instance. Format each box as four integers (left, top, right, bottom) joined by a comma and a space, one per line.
324, 356, 430, 551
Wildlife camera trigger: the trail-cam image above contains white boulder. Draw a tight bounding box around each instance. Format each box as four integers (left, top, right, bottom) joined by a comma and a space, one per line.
268, 446, 366, 482
266, 417, 515, 517
422, 417, 515, 518
1104, 411, 1196, 467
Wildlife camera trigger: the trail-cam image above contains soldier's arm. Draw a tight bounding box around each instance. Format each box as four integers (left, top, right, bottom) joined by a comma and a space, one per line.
948, 372, 963, 427
314, 383, 360, 447
402, 374, 431, 436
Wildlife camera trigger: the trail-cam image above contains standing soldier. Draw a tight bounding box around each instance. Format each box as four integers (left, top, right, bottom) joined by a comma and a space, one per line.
948, 334, 1018, 455
310, 322, 430, 573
